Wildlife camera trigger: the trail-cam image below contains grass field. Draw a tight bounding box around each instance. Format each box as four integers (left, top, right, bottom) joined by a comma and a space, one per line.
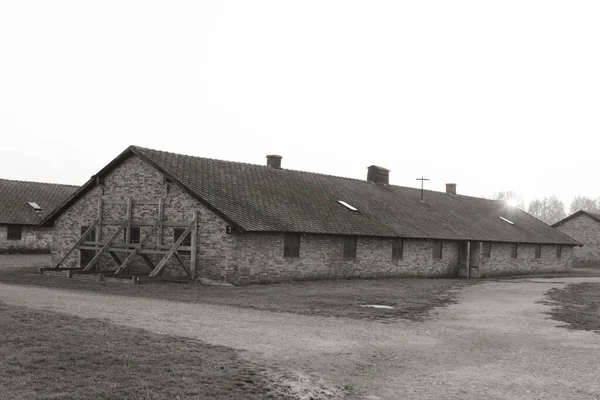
0, 301, 295, 400
0, 265, 469, 322
545, 282, 600, 334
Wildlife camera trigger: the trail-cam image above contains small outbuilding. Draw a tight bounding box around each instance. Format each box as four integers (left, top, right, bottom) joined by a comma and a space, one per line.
0, 178, 78, 253
553, 210, 600, 267
42, 146, 579, 284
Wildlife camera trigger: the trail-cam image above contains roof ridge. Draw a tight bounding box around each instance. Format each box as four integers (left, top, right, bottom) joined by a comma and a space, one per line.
0, 177, 79, 188
131, 145, 510, 201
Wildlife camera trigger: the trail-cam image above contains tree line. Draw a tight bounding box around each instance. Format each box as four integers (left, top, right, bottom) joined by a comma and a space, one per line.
490, 192, 600, 225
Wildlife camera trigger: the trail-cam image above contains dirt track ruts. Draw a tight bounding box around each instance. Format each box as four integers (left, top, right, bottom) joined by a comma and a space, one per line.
1, 277, 600, 400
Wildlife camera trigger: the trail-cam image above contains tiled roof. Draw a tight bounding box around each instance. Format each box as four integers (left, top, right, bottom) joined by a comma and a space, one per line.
0, 179, 79, 225
131, 147, 579, 245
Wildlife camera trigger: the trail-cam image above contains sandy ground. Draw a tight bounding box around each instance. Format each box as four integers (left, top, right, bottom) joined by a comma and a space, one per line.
1, 278, 600, 400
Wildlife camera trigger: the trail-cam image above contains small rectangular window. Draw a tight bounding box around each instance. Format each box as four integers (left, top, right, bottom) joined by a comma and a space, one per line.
343, 237, 357, 259
174, 228, 191, 247
511, 243, 518, 259
392, 238, 404, 260
556, 245, 562, 259
124, 227, 141, 244
284, 234, 301, 258
433, 240, 443, 259
482, 242, 491, 258
535, 244, 541, 259
7, 225, 22, 241
81, 226, 96, 242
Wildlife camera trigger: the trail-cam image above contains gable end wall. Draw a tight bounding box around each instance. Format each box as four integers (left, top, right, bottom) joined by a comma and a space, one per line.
554, 214, 600, 266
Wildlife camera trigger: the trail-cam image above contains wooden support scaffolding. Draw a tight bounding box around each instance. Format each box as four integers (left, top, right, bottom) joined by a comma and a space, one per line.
53, 221, 97, 269
148, 220, 195, 278
113, 221, 160, 275
54, 197, 198, 280
82, 223, 127, 272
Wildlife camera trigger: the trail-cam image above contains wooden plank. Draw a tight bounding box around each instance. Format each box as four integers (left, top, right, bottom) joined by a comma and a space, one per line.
101, 219, 191, 227
114, 221, 160, 275
108, 251, 122, 266
102, 199, 127, 205
125, 198, 132, 245
53, 221, 97, 268
157, 198, 164, 247
148, 221, 194, 278
82, 223, 126, 272
96, 198, 103, 247
140, 254, 155, 270
132, 199, 160, 205
103, 199, 160, 206
190, 211, 198, 279
173, 252, 192, 278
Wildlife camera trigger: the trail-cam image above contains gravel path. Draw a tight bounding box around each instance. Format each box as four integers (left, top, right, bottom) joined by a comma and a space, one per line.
1, 277, 600, 400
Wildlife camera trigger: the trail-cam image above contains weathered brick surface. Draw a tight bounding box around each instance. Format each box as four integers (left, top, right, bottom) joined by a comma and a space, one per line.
229, 234, 460, 284
554, 214, 600, 267
0, 224, 52, 253
51, 155, 235, 280
480, 243, 572, 277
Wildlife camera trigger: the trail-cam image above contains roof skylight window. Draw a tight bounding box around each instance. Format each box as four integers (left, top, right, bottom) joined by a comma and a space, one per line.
28, 202, 42, 211
499, 216, 514, 225
338, 200, 358, 212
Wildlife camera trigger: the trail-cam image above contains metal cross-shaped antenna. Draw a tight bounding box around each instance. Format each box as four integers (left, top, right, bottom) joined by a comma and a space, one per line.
416, 176, 430, 202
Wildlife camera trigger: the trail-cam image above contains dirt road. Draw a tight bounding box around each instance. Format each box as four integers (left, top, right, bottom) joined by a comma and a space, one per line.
1, 278, 599, 399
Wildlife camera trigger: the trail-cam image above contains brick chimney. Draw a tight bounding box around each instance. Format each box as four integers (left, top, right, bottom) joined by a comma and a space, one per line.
367, 165, 389, 185
446, 183, 457, 195
266, 155, 282, 169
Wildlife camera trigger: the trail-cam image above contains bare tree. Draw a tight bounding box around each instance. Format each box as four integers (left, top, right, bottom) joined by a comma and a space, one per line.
569, 195, 600, 214
490, 191, 525, 209
527, 196, 566, 224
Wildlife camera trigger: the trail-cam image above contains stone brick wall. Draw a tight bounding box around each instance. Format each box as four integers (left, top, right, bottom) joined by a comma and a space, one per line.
554, 214, 600, 267
479, 242, 572, 277
0, 224, 52, 253
50, 154, 235, 279
228, 234, 460, 284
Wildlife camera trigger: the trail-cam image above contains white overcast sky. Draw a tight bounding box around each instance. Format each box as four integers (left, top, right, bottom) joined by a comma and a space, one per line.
1, 1, 599, 208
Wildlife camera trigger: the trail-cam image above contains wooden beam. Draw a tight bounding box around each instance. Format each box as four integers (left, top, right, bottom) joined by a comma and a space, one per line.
95, 198, 103, 271
114, 221, 160, 275
53, 221, 97, 268
82, 223, 127, 272
157, 198, 164, 247
173, 252, 192, 278
108, 251, 122, 266
103, 199, 161, 206
125, 198, 132, 245
102, 219, 191, 227
148, 221, 194, 278
140, 254, 155, 270
190, 211, 198, 279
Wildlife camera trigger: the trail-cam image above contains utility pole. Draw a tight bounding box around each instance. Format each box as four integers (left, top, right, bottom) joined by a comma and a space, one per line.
416, 176, 430, 202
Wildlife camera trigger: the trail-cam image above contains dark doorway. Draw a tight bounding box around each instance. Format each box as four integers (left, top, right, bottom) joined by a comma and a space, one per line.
80, 226, 96, 268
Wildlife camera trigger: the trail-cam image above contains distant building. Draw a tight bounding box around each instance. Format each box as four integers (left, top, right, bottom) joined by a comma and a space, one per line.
553, 211, 600, 267
42, 146, 579, 284
0, 179, 78, 253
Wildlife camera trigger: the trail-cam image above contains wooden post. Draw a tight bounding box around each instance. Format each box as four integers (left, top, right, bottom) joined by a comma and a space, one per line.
125, 198, 132, 245
113, 221, 160, 275
190, 211, 198, 280
96, 198, 103, 271
157, 198, 164, 247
